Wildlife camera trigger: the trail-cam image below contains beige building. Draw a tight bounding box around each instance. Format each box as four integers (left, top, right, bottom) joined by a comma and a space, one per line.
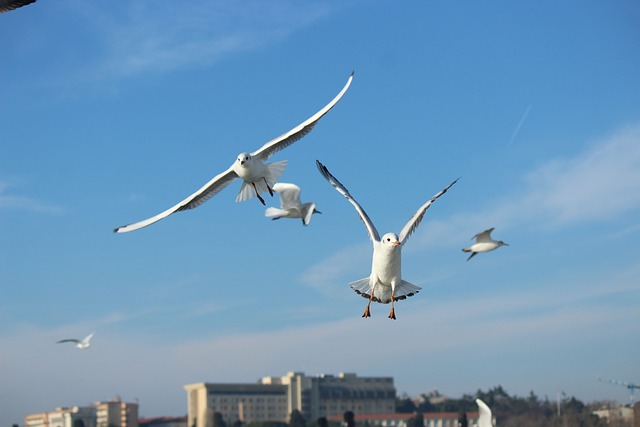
27, 407, 97, 427
185, 372, 397, 427
95, 397, 139, 427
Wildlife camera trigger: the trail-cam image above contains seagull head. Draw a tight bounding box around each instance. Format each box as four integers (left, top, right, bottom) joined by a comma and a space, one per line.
237, 152, 251, 166
381, 233, 401, 247
498, 240, 509, 247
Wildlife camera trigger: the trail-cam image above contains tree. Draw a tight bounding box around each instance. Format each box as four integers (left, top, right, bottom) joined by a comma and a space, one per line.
316, 417, 328, 427
457, 412, 467, 427
343, 411, 355, 427
289, 410, 306, 427
213, 412, 227, 427
410, 412, 424, 427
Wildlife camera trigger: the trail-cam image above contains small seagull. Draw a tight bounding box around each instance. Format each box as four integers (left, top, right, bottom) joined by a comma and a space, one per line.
56, 332, 94, 350
462, 227, 508, 261
0, 0, 37, 13
476, 398, 493, 427
316, 160, 458, 319
114, 72, 354, 233
265, 182, 321, 226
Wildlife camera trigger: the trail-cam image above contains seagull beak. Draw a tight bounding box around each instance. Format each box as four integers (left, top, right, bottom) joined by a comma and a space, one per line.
392, 241, 400, 246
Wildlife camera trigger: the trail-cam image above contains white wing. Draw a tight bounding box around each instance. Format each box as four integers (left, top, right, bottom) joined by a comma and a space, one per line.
114, 167, 238, 233
398, 178, 459, 245
252, 72, 354, 161
82, 332, 95, 345
316, 160, 380, 242
476, 398, 493, 427
473, 227, 495, 243
273, 182, 302, 210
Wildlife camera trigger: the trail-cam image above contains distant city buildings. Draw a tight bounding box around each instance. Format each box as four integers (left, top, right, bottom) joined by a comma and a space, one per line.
25, 398, 137, 427
184, 372, 396, 427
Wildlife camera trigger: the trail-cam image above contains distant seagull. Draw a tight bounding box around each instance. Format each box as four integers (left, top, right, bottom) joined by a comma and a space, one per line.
265, 182, 321, 226
462, 227, 508, 261
316, 160, 458, 319
476, 398, 493, 427
0, 0, 37, 13
56, 332, 94, 350
114, 72, 354, 233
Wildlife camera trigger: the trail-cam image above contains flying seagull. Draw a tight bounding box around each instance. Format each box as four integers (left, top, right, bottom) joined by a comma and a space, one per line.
316, 160, 458, 319
56, 332, 94, 350
265, 182, 320, 226
0, 0, 37, 13
114, 72, 354, 233
462, 227, 508, 261
476, 398, 493, 427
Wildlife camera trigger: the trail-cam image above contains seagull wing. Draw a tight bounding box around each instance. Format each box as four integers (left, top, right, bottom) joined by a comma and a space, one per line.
398, 178, 458, 246
473, 227, 495, 243
0, 0, 37, 13
82, 332, 95, 345
114, 167, 238, 233
316, 160, 380, 242
272, 183, 301, 210
57, 339, 81, 344
252, 72, 354, 161
476, 399, 492, 427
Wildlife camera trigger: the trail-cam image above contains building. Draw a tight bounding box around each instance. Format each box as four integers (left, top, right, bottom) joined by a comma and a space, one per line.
326, 412, 481, 427
25, 398, 138, 427
95, 397, 139, 427
35, 407, 97, 427
184, 372, 397, 427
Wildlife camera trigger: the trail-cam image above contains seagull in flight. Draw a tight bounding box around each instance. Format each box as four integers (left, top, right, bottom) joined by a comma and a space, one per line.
265, 182, 321, 226
56, 332, 94, 350
476, 398, 493, 427
114, 72, 354, 233
316, 160, 458, 319
462, 227, 508, 261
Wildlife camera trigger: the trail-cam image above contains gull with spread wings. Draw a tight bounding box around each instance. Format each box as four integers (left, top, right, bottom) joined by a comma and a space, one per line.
114, 72, 354, 233
316, 160, 458, 319
462, 227, 508, 261
56, 332, 94, 350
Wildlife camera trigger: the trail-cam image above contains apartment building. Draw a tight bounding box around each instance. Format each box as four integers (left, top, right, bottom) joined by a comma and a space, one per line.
25, 398, 138, 427
26, 407, 97, 427
95, 397, 139, 427
184, 371, 397, 427
326, 412, 481, 427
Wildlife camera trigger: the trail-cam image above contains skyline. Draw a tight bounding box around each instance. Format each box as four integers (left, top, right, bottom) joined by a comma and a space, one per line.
1, 0, 639, 424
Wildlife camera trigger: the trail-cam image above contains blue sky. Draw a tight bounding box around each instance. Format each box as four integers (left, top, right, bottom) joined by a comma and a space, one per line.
1, 0, 640, 423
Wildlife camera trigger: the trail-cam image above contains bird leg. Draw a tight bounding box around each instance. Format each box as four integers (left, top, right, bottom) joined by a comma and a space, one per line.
388, 289, 396, 320
251, 182, 266, 205
263, 177, 275, 197
362, 288, 374, 318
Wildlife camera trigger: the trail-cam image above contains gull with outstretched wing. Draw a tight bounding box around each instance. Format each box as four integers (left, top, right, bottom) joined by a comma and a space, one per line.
56, 332, 94, 350
316, 160, 457, 319
462, 227, 508, 261
114, 72, 354, 233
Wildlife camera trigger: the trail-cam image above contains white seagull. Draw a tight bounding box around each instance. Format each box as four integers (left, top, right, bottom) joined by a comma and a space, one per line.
475, 398, 493, 427
56, 332, 94, 350
114, 72, 354, 233
265, 182, 321, 226
316, 160, 458, 319
462, 227, 508, 261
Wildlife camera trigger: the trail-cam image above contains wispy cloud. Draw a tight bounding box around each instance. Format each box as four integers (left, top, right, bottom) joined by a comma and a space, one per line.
71, 0, 337, 78
0, 180, 62, 214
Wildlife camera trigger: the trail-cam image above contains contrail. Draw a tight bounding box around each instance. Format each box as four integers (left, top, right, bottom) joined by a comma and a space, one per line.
508, 104, 532, 146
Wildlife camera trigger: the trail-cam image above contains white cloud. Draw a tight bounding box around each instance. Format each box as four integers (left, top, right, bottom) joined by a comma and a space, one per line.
0, 180, 62, 214
74, 0, 336, 77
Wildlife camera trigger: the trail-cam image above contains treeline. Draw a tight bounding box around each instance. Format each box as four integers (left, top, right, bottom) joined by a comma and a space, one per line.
396, 385, 613, 427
